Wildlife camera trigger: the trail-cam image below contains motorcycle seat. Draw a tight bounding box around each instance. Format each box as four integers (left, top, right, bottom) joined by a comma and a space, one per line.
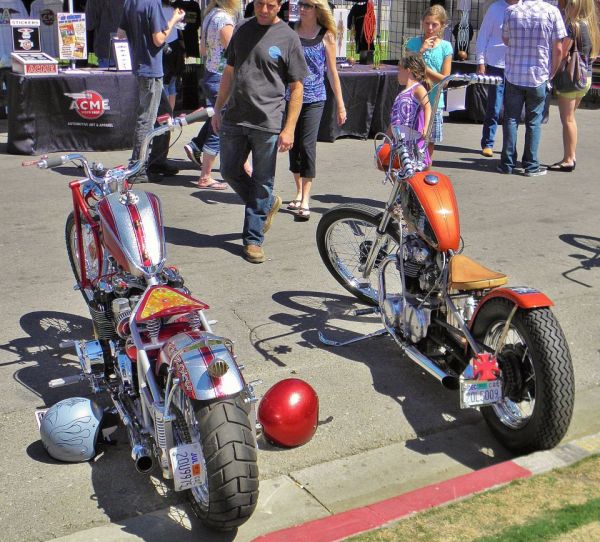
449, 254, 508, 291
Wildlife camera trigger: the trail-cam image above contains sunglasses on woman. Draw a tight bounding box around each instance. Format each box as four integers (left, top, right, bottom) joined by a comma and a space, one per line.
298, 2, 316, 9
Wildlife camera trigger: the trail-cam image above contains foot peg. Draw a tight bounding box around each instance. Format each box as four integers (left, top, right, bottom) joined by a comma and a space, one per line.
318, 327, 388, 347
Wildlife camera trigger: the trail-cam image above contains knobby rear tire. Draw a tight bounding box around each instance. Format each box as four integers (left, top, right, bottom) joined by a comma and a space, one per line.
316, 204, 400, 306
186, 395, 259, 531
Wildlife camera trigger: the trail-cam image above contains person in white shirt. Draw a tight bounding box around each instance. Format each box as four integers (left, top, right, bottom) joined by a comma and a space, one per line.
475, 0, 518, 158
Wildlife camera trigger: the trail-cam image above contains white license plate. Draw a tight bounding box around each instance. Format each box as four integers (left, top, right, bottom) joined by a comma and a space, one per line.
169, 443, 206, 492
460, 379, 503, 409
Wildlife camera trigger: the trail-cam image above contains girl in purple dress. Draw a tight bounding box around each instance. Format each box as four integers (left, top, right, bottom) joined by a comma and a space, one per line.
389, 55, 433, 168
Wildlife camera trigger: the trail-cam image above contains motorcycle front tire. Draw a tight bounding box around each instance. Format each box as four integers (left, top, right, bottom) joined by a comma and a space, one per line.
65, 211, 100, 306
472, 298, 575, 453
316, 204, 400, 306
175, 393, 259, 531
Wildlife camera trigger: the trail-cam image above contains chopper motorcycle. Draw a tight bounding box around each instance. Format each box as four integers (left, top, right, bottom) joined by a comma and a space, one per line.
317, 74, 574, 453
26, 109, 259, 530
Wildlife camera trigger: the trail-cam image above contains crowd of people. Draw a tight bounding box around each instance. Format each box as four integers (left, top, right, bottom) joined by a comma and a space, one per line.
117, 0, 598, 264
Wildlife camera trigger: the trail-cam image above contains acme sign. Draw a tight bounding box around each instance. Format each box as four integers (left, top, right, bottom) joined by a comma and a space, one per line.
65, 91, 110, 120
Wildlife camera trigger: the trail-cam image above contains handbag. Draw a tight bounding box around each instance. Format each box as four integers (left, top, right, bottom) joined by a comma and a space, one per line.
553, 25, 588, 93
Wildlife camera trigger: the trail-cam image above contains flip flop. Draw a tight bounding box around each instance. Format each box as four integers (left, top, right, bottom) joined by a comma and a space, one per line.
295, 207, 310, 221
287, 199, 302, 210
197, 180, 228, 190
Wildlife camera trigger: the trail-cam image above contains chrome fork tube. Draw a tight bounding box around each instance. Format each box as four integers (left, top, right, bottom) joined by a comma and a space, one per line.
361, 180, 402, 279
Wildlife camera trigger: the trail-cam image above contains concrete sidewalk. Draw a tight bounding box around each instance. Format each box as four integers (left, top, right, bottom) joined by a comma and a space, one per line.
47, 386, 600, 542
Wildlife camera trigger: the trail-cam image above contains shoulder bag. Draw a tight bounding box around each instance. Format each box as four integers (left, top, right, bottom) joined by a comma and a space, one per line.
553, 25, 588, 93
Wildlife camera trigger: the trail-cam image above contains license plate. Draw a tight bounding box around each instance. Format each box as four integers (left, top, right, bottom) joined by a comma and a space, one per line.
460, 379, 503, 409
169, 443, 206, 492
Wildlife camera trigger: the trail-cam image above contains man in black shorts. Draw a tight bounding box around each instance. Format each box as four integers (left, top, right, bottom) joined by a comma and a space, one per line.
212, 0, 308, 264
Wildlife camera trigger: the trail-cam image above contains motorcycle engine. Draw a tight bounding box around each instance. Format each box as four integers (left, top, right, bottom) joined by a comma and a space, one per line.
381, 235, 440, 343
401, 235, 440, 293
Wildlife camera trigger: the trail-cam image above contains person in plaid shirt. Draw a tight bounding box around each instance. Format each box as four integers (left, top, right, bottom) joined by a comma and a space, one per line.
498, 0, 566, 176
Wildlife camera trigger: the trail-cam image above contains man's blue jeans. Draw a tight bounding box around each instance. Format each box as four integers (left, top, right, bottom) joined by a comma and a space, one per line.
131, 76, 163, 161
192, 70, 221, 156
480, 65, 505, 150
501, 81, 547, 173
219, 122, 279, 246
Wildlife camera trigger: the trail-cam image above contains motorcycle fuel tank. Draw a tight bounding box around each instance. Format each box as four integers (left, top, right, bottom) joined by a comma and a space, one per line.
98, 190, 166, 277
401, 170, 460, 251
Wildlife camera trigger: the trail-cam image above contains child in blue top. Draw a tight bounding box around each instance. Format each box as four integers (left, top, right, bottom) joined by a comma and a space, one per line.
406, 4, 452, 160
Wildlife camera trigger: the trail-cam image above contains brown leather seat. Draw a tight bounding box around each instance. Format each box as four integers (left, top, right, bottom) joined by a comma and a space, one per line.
449, 254, 508, 291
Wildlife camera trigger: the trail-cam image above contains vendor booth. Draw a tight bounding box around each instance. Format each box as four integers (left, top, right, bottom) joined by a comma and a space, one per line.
7, 70, 138, 154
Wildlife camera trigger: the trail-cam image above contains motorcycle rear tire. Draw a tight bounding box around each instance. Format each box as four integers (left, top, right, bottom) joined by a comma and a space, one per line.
174, 393, 259, 531
472, 298, 574, 453
316, 204, 400, 306
65, 212, 100, 306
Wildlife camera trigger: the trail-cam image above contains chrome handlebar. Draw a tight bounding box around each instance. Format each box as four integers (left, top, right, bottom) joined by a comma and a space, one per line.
383, 74, 503, 180
23, 107, 215, 188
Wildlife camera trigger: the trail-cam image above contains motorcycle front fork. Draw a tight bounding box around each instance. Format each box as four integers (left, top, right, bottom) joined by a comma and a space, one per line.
361, 179, 402, 278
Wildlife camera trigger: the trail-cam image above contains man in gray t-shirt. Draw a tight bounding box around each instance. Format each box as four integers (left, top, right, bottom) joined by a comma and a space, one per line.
212, 0, 308, 264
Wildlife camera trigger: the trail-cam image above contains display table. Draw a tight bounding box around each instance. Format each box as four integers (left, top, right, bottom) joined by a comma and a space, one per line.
318, 63, 398, 142
7, 70, 138, 155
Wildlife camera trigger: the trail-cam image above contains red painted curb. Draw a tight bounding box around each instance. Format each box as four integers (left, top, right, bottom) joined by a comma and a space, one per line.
254, 460, 531, 542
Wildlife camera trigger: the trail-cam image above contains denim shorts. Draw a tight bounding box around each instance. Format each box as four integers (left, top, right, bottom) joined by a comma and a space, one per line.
164, 76, 177, 97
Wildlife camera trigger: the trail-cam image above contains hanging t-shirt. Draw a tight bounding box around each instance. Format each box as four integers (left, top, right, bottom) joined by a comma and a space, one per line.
30, 0, 63, 58
0, 0, 28, 68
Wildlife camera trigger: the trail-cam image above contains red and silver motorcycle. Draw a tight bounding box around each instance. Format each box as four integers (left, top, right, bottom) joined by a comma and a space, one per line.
317, 74, 575, 453
26, 109, 259, 531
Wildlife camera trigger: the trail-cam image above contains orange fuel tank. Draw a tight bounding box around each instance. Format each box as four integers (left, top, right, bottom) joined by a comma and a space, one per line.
404, 170, 460, 251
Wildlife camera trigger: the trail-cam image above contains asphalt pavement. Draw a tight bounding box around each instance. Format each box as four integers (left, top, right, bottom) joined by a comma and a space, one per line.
1, 102, 599, 542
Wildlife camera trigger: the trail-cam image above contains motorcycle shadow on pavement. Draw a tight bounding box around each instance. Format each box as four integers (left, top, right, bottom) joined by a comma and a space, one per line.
559, 233, 600, 288
265, 290, 514, 470
1, 310, 94, 408
5, 311, 239, 540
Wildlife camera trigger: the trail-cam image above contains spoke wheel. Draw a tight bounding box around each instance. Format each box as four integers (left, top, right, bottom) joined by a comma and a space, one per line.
472, 298, 574, 453
65, 212, 100, 305
316, 204, 400, 305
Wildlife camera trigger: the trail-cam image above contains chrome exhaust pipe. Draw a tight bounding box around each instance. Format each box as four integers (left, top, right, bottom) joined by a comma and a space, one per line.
401, 343, 458, 389
132, 444, 154, 473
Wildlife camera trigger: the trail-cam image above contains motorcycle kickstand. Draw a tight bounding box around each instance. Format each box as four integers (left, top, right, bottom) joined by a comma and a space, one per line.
318, 327, 389, 347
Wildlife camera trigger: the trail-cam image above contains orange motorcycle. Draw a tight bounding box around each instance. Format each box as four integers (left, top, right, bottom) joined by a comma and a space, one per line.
317, 74, 574, 453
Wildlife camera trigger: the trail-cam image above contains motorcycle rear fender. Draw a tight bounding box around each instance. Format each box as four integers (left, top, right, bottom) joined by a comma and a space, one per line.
470, 287, 554, 326
157, 331, 245, 401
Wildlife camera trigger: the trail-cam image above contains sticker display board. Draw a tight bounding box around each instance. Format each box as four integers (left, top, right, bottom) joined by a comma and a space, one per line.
111, 38, 132, 71
11, 19, 41, 53
57, 12, 87, 60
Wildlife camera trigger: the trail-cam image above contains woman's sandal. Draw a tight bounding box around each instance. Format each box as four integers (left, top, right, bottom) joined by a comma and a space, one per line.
548, 161, 576, 172
287, 199, 302, 210
197, 178, 228, 190
295, 207, 311, 221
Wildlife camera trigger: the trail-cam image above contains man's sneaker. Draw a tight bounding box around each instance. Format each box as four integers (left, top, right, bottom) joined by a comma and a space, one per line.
482, 147, 494, 158
263, 195, 282, 234
496, 164, 512, 174
148, 162, 179, 176
523, 167, 547, 177
243, 244, 266, 264
184, 142, 202, 167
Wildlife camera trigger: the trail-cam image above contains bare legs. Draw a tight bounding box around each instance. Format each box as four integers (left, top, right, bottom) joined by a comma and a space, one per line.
293, 173, 313, 209
557, 96, 581, 167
